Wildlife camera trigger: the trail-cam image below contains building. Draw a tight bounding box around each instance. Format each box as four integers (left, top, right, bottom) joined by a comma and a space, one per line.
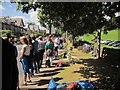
24, 23, 40, 34
0, 16, 26, 36
46, 25, 56, 34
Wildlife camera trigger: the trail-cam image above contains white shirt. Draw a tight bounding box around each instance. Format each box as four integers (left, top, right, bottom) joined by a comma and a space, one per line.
21, 44, 30, 56
54, 37, 60, 47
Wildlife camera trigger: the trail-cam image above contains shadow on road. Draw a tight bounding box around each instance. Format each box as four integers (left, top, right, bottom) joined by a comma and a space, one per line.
27, 67, 64, 88
35, 72, 60, 77
34, 77, 63, 86
40, 68, 64, 73
28, 88, 47, 90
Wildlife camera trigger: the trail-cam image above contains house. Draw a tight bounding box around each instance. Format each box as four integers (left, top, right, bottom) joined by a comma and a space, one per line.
0, 16, 26, 36
46, 25, 56, 34
28, 24, 40, 32
10, 17, 24, 27
24, 24, 40, 34
11, 17, 25, 34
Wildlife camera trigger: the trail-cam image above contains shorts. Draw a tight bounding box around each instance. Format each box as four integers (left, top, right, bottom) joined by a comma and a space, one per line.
21, 56, 30, 74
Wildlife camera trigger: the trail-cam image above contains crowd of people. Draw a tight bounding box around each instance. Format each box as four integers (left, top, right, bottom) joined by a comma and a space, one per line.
19, 34, 66, 85
2, 33, 66, 89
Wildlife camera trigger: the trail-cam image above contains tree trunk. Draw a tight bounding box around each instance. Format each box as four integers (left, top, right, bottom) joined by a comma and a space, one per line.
72, 35, 75, 46
49, 21, 51, 35
98, 29, 101, 59
66, 31, 68, 43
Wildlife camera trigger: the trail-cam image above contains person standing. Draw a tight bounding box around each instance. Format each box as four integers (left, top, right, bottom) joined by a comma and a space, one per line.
45, 34, 52, 42
37, 36, 46, 69
19, 36, 31, 85
30, 35, 39, 73
73, 38, 77, 48
2, 38, 19, 89
27, 37, 34, 77
54, 34, 60, 60
45, 37, 54, 66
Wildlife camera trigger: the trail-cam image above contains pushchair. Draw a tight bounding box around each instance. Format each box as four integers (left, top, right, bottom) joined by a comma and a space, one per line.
44, 48, 54, 68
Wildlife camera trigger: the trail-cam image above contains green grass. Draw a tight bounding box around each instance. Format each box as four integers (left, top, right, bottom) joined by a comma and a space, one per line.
101, 28, 120, 41
81, 28, 120, 49
82, 33, 96, 45
54, 64, 86, 82
82, 28, 120, 41
54, 48, 96, 82
53, 29, 120, 82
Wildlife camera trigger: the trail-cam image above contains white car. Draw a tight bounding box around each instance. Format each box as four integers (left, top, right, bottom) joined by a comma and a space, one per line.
101, 40, 106, 44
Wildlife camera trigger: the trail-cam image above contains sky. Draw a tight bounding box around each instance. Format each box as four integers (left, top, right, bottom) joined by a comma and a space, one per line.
0, 1, 120, 29
0, 1, 43, 29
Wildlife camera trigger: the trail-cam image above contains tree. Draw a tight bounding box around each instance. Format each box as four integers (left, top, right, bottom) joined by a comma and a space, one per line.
0, 30, 13, 37
15, 2, 120, 59
55, 28, 65, 36
15, 2, 119, 34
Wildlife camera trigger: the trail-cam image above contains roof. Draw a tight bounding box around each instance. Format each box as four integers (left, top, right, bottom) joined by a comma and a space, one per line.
11, 18, 24, 27
0, 16, 24, 27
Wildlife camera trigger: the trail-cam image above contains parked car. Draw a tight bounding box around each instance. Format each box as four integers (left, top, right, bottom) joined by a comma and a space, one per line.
101, 40, 106, 44
108, 41, 116, 46
113, 42, 120, 47
104, 40, 113, 45
117, 44, 120, 47
114, 43, 120, 47
109, 41, 120, 46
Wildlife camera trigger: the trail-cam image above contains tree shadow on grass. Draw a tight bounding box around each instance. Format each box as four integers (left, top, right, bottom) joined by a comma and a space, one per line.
73, 58, 120, 89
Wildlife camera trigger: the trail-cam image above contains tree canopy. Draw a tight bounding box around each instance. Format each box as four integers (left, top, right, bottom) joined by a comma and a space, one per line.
15, 1, 120, 59
15, 2, 119, 36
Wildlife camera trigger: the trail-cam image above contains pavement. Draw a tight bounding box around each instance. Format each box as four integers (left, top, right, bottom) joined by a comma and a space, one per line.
16, 44, 64, 89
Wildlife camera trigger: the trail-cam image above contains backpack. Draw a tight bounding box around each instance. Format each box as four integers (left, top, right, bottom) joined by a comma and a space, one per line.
46, 49, 53, 56
77, 80, 94, 89
66, 82, 78, 90
47, 77, 57, 90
